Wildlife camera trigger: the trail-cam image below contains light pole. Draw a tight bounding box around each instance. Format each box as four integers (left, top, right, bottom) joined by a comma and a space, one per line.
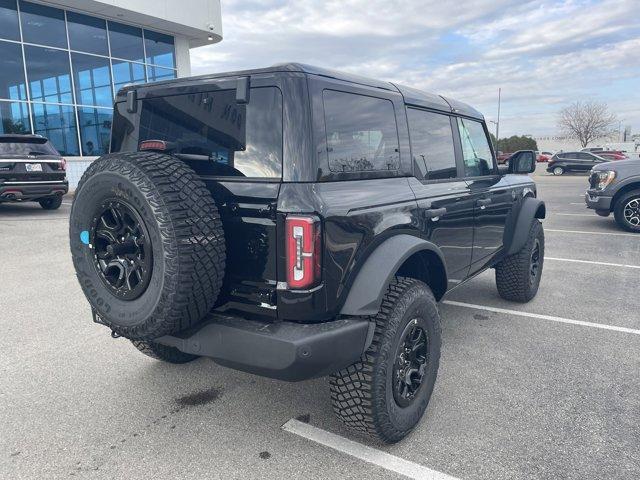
496, 87, 501, 144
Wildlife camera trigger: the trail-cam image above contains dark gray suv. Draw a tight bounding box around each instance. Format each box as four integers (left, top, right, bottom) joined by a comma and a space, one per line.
585, 158, 640, 232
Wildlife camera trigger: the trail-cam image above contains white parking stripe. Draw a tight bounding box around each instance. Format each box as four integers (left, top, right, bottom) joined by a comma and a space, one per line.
553, 213, 594, 217
282, 419, 459, 480
546, 228, 639, 238
546, 257, 640, 269
569, 203, 585, 205
443, 301, 640, 336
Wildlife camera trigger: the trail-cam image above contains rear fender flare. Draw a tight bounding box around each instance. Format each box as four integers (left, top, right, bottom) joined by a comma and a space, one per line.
340, 234, 447, 317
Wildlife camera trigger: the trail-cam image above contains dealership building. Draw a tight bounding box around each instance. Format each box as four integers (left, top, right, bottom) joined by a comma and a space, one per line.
0, 0, 222, 186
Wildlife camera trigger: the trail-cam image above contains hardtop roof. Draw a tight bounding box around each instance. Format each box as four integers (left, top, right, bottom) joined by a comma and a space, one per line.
119, 62, 484, 119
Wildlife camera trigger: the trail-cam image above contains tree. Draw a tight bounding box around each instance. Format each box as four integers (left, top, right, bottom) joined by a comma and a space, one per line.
557, 101, 617, 148
496, 135, 537, 152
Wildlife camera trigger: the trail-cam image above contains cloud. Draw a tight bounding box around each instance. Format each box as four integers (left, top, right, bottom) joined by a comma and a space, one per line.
191, 0, 640, 136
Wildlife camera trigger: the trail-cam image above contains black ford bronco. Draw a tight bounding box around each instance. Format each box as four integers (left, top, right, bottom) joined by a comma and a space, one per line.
70, 64, 545, 443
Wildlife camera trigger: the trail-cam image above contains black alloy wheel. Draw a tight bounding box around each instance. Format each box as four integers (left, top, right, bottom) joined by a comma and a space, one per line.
393, 319, 429, 408
529, 238, 541, 284
91, 199, 153, 300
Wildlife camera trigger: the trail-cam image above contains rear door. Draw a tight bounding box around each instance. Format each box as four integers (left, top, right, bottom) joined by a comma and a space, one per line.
456, 117, 515, 271
406, 108, 475, 284
112, 78, 284, 317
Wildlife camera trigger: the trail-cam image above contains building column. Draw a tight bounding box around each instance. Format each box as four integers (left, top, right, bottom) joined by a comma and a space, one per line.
175, 35, 192, 77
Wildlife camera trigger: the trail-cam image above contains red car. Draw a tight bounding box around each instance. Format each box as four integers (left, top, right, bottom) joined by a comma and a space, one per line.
497, 152, 512, 164
598, 151, 627, 161
536, 153, 550, 162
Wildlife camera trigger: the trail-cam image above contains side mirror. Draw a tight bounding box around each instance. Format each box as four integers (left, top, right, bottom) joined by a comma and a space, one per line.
508, 150, 536, 174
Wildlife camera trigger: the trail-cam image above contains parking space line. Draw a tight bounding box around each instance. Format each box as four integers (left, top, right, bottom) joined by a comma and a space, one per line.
282, 419, 459, 480
546, 228, 639, 238
553, 213, 594, 217
546, 257, 640, 269
443, 301, 640, 336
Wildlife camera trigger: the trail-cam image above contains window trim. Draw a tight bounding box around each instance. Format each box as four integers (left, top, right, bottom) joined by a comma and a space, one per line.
321, 88, 401, 176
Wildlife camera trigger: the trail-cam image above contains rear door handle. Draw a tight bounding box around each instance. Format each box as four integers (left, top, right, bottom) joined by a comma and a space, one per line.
425, 207, 447, 219
477, 198, 492, 209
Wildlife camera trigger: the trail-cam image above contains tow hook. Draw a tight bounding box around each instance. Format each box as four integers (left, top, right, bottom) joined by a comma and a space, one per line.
111, 330, 121, 339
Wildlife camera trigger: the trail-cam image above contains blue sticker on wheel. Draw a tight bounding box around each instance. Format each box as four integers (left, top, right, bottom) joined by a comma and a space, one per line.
80, 230, 90, 245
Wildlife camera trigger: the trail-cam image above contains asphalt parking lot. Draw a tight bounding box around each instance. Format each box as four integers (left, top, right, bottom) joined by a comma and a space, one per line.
2, 164, 639, 480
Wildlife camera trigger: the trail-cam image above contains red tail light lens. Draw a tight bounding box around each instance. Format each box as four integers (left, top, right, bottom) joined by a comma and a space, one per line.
139, 139, 168, 151
286, 215, 321, 289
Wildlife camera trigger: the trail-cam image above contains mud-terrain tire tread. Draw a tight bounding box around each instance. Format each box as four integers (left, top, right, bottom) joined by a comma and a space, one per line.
495, 219, 544, 302
329, 277, 441, 443
39, 196, 62, 210
613, 189, 640, 233
71, 151, 225, 339
131, 340, 198, 364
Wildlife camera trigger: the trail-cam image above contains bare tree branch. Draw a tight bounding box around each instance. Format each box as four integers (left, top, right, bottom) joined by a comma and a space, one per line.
557, 101, 618, 148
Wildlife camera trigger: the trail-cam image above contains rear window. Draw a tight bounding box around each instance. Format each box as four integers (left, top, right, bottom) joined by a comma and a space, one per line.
322, 90, 399, 173
135, 87, 283, 178
0, 137, 59, 156
407, 108, 457, 180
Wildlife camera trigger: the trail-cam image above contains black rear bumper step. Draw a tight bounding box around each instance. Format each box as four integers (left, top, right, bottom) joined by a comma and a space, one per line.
155, 314, 374, 382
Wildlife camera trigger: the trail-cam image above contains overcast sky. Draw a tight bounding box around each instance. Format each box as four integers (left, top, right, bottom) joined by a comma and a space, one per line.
191, 0, 640, 138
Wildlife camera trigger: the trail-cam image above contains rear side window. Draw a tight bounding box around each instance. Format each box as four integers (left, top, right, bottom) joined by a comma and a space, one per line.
136, 87, 283, 178
457, 118, 495, 177
407, 108, 457, 180
323, 90, 399, 173
0, 137, 59, 155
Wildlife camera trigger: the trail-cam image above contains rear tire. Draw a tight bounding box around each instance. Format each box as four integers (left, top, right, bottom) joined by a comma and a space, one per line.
131, 340, 198, 364
495, 220, 544, 302
69, 152, 226, 340
330, 277, 441, 444
613, 190, 640, 233
39, 196, 62, 210
552, 166, 564, 175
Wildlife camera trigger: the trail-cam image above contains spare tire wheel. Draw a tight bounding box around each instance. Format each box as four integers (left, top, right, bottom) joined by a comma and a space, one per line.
69, 152, 226, 340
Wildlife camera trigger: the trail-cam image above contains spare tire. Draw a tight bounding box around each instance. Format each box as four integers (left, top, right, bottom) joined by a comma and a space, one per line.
69, 152, 226, 340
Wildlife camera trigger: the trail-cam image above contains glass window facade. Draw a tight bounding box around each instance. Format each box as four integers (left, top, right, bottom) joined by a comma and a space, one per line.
0, 1, 177, 157
0, 0, 20, 41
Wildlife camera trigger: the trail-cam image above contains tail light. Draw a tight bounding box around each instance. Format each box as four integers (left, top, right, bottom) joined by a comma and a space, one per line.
286, 215, 321, 289
139, 139, 170, 151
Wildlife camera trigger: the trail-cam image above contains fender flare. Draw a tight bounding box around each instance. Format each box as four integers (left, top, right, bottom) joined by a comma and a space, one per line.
340, 234, 447, 317
505, 197, 546, 255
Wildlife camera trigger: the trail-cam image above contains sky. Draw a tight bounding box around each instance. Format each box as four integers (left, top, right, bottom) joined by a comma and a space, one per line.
190, 0, 640, 138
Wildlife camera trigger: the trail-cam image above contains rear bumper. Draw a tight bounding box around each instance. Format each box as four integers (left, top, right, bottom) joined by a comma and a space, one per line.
585, 191, 612, 212
155, 314, 374, 382
0, 180, 68, 201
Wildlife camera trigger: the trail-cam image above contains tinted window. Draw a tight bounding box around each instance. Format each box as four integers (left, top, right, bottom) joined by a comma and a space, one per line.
0, 136, 58, 155
25, 46, 72, 103
108, 21, 144, 62
71, 53, 112, 107
20, 1, 67, 48
112, 60, 146, 93
144, 30, 175, 68
135, 87, 282, 178
78, 107, 112, 156
407, 108, 456, 180
0, 40, 27, 101
0, 101, 30, 134
323, 90, 399, 173
67, 11, 108, 56
457, 118, 495, 177
0, 0, 19, 41
31, 103, 79, 156
146, 65, 176, 83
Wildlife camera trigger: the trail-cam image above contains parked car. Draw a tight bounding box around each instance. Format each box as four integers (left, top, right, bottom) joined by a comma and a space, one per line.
586, 158, 640, 232
0, 134, 68, 209
497, 151, 512, 164
581, 147, 604, 153
536, 151, 550, 162
598, 152, 627, 161
546, 151, 609, 175
69, 63, 545, 443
